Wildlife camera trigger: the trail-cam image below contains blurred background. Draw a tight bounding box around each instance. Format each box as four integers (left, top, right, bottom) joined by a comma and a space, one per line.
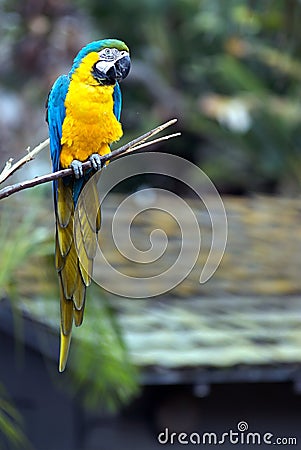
1, 0, 301, 449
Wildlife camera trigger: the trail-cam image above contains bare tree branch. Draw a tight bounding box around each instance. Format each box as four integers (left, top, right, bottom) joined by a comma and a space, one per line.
0, 139, 50, 184
0, 119, 180, 201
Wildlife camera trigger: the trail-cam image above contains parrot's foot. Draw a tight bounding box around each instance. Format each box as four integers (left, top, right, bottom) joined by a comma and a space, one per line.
89, 153, 104, 171
70, 160, 84, 179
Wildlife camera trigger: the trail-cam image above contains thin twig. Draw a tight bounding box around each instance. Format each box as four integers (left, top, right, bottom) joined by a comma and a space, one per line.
122, 132, 181, 153
0, 119, 179, 201
0, 139, 50, 184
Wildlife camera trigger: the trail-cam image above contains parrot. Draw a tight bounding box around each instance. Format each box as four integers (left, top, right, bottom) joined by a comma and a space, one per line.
46, 39, 131, 372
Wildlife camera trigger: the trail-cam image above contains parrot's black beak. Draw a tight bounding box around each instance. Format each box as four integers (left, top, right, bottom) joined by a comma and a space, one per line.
93, 54, 131, 85
111, 55, 131, 82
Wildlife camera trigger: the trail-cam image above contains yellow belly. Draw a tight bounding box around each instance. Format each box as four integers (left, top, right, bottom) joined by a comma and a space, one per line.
60, 54, 123, 168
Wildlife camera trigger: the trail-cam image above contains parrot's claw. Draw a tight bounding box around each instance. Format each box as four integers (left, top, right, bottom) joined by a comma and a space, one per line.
89, 153, 103, 171
70, 160, 84, 179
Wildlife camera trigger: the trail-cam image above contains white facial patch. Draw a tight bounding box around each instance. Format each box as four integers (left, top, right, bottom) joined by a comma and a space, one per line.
95, 59, 114, 74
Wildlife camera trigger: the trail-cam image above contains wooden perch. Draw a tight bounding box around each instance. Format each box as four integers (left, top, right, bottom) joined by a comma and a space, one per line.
0, 119, 180, 201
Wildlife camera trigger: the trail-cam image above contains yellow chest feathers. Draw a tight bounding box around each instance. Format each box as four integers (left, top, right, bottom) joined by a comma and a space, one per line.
60, 53, 123, 168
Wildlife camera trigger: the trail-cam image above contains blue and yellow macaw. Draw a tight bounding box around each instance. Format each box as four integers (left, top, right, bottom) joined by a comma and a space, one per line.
46, 39, 131, 372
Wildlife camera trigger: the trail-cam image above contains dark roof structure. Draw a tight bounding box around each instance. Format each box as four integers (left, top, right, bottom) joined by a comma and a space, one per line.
5, 193, 301, 386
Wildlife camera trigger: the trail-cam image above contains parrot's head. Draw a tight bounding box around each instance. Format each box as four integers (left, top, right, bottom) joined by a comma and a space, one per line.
70, 39, 131, 86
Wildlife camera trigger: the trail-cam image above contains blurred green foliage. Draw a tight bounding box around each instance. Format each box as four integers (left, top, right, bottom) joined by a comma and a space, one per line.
0, 194, 138, 449
75, 0, 301, 194
0, 196, 50, 448
0, 194, 139, 413
0, 384, 32, 449
0, 196, 50, 301
69, 287, 139, 410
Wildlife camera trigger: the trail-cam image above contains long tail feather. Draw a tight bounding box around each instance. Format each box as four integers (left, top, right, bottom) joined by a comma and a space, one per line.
59, 327, 72, 372
55, 176, 100, 371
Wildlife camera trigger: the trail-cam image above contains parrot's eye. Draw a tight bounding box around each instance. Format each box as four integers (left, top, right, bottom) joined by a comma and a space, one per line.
99, 48, 114, 61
